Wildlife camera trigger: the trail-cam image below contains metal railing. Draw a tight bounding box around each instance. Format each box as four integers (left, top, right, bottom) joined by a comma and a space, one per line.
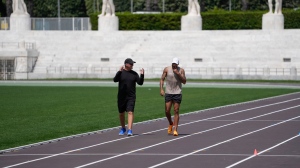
46, 67, 119, 74
0, 17, 91, 31
45, 66, 299, 77
31, 17, 91, 31
0, 42, 36, 49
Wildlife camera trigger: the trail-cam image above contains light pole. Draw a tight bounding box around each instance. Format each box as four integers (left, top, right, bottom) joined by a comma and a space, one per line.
229, 0, 232, 11
162, 0, 165, 13
93, 0, 95, 13
58, 0, 61, 30
131, 0, 133, 13
57, 0, 60, 17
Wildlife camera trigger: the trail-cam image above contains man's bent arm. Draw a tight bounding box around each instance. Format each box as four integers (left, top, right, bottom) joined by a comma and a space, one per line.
137, 74, 144, 85
176, 69, 186, 84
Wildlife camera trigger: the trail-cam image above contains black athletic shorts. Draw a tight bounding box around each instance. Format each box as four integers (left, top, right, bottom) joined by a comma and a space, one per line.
118, 99, 135, 113
165, 94, 182, 104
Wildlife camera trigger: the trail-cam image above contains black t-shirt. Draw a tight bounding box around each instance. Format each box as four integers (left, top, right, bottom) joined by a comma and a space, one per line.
113, 70, 144, 100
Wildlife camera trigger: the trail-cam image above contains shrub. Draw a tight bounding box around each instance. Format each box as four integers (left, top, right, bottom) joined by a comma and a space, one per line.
89, 10, 300, 30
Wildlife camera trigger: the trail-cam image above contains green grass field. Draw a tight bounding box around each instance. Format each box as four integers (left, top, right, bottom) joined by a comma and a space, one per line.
0, 86, 299, 150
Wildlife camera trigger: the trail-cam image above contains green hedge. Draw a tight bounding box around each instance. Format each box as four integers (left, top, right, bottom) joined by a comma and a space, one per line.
90, 10, 300, 31
202, 11, 263, 30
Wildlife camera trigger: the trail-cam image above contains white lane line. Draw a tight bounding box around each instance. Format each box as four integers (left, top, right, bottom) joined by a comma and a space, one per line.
149, 115, 300, 168
3, 98, 299, 168
2, 137, 134, 168
226, 134, 300, 168
75, 105, 300, 168
181, 120, 300, 122
172, 98, 300, 129
2, 153, 300, 157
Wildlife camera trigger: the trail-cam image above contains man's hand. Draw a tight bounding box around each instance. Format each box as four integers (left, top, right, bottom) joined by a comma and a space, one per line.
173, 68, 186, 84
172, 68, 180, 75
140, 68, 144, 74
119, 65, 124, 71
160, 89, 165, 96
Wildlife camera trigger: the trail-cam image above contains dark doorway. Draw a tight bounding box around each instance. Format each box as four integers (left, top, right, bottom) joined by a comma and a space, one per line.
0, 59, 15, 80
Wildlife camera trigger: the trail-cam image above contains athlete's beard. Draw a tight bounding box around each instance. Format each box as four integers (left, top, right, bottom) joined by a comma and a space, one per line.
172, 64, 178, 70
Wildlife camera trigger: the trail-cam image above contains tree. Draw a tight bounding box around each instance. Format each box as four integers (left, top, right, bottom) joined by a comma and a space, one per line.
114, 0, 130, 12
85, 0, 97, 16
0, 0, 6, 16
158, 0, 187, 12
144, 0, 159, 11
26, 0, 34, 16
133, 0, 146, 12
33, 0, 87, 17
5, 0, 11, 16
1, 0, 299, 18
60, 0, 87, 17
241, 0, 248, 11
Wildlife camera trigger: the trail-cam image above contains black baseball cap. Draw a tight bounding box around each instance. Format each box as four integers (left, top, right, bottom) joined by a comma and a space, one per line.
124, 58, 136, 65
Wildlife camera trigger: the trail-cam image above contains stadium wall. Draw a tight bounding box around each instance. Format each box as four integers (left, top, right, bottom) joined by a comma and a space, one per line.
0, 30, 299, 80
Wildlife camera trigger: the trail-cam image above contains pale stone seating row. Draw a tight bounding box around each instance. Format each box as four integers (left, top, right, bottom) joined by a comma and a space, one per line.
1, 0, 297, 80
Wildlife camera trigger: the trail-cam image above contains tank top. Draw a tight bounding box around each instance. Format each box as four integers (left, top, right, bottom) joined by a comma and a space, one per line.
165, 66, 182, 94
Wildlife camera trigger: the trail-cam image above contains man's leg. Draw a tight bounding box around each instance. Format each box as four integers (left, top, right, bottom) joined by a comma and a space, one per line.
118, 112, 126, 135
173, 102, 180, 132
126, 99, 135, 136
165, 101, 173, 125
119, 112, 125, 128
127, 111, 134, 130
165, 101, 174, 134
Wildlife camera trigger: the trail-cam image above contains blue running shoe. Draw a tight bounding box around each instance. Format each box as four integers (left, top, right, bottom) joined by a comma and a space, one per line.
119, 128, 126, 135
127, 129, 133, 136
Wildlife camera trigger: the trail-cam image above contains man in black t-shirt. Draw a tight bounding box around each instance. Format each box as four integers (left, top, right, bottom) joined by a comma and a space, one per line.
113, 58, 144, 136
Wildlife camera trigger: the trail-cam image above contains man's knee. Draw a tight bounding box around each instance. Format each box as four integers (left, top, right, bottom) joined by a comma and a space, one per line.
174, 109, 179, 115
173, 104, 180, 114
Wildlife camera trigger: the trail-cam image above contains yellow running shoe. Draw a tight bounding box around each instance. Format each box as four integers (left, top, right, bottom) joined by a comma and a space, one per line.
173, 130, 178, 136
168, 125, 173, 134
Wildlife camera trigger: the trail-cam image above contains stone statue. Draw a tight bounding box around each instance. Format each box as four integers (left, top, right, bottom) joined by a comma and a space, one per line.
100, 0, 115, 17
12, 0, 29, 15
187, 0, 200, 16
267, 0, 282, 15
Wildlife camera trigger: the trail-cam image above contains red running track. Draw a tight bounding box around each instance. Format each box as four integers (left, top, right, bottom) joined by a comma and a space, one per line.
1, 92, 300, 168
